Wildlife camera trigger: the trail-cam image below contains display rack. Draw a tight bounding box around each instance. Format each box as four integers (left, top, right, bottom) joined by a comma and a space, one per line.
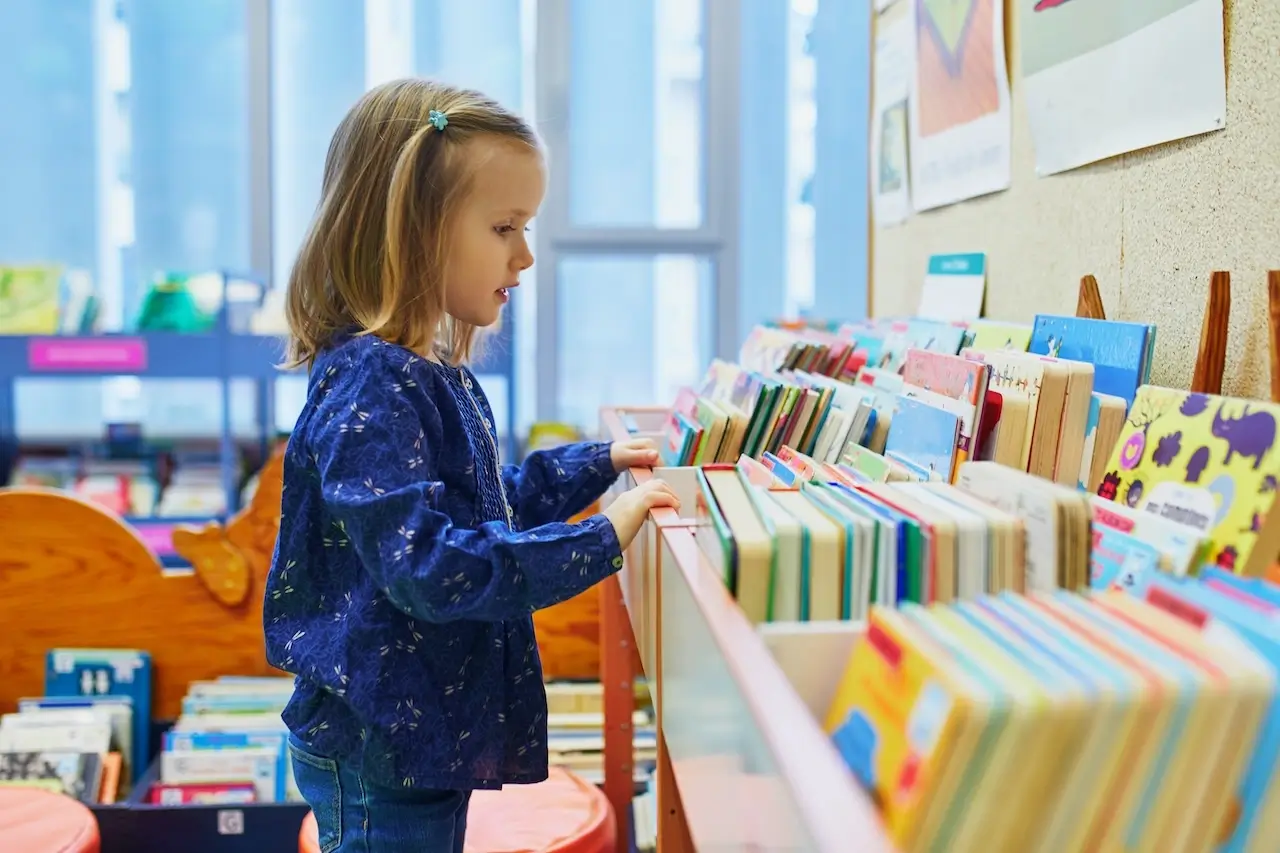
0, 279, 520, 567
0, 321, 283, 568
597, 406, 895, 853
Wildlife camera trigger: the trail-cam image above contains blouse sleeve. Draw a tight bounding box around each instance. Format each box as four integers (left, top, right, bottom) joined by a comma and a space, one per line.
311, 361, 623, 624
501, 441, 619, 528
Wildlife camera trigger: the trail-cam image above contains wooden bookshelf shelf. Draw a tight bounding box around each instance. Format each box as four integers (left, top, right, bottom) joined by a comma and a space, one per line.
598, 406, 896, 853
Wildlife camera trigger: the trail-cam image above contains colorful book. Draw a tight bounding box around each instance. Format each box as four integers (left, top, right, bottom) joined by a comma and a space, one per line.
1098, 386, 1280, 578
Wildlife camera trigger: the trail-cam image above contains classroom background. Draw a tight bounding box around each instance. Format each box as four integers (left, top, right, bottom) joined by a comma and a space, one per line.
3, 1, 1278, 852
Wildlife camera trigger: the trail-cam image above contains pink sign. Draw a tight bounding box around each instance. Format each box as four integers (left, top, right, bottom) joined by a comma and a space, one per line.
133, 521, 178, 556
28, 337, 148, 372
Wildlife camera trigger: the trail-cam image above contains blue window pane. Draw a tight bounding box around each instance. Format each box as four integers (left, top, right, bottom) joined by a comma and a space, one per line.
271, 0, 367, 289
811, 0, 869, 322
413, 0, 524, 109
0, 1, 97, 278
568, 0, 704, 228
738, 0, 790, 334
556, 255, 713, 428
126, 0, 251, 319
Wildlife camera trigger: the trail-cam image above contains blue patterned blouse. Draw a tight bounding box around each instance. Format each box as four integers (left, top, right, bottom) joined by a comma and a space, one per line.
263, 333, 623, 791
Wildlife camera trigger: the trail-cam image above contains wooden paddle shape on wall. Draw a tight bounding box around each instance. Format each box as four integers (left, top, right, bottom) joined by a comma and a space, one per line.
1191, 270, 1230, 394
1076, 274, 1106, 319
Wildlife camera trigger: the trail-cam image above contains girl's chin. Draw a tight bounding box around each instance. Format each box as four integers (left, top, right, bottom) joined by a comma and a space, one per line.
454, 307, 502, 329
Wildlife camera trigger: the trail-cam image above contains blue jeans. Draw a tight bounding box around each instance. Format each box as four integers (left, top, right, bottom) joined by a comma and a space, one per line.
288, 734, 471, 853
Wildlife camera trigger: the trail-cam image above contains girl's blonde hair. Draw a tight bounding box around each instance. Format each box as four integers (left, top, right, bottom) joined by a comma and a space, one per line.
284, 78, 539, 369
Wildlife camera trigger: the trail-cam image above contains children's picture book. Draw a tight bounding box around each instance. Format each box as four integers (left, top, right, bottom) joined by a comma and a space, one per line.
901, 348, 990, 471
44, 649, 151, 784
966, 319, 1033, 353
1029, 315, 1153, 408
1098, 386, 1280, 577
883, 396, 961, 483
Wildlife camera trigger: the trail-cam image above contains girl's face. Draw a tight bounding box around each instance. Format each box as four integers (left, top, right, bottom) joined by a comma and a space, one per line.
444, 139, 545, 329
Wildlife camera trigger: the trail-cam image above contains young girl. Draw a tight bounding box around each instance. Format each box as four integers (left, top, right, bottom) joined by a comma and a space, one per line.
264, 78, 680, 852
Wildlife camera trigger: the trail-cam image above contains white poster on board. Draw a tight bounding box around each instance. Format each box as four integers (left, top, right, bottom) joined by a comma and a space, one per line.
1021, 0, 1226, 176
908, 0, 1013, 211
871, 16, 914, 228
876, 0, 903, 11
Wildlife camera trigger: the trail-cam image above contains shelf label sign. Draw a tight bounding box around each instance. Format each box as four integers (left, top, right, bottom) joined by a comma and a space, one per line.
28, 337, 148, 372
133, 521, 178, 556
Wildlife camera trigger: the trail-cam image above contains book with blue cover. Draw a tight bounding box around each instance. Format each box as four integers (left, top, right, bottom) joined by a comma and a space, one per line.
1028, 315, 1153, 407
44, 648, 152, 781
883, 395, 961, 482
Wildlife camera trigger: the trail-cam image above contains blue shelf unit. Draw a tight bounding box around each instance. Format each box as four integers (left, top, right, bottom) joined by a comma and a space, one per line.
0, 288, 519, 568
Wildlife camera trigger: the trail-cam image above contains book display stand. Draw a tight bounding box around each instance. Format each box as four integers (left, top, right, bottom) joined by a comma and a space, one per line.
595, 406, 896, 853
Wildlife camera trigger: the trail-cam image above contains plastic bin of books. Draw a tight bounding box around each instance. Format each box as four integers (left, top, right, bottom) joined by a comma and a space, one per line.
117, 677, 309, 853
123, 757, 308, 853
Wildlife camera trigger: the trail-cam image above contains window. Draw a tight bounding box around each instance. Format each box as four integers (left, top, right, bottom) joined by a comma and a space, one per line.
1, 0, 253, 441
534, 0, 733, 432
0, 1, 97, 301
0, 0, 869, 445
0, 0, 250, 328
554, 255, 713, 427
786, 0, 817, 316
565, 0, 704, 229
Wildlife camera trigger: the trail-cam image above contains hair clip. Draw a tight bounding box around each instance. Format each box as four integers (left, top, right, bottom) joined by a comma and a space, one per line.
428, 109, 448, 131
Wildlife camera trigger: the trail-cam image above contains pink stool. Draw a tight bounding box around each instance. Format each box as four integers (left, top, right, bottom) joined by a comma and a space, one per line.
0, 788, 100, 853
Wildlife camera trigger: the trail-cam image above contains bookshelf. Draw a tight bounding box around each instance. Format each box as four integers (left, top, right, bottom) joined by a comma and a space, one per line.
0, 280, 520, 569
597, 406, 896, 853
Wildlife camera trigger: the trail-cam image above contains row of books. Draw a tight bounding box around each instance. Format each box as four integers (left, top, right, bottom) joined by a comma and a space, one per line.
10, 449, 247, 518
672, 313, 1280, 580
646, 317, 1280, 851
0, 649, 152, 804
544, 681, 656, 786
697, 444, 1220, 620
662, 313, 1154, 499
822, 570, 1280, 853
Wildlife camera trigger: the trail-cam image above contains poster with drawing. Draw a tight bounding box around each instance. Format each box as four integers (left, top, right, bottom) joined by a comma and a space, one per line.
876, 0, 903, 11
908, 0, 1013, 211
1021, 0, 1225, 176
871, 16, 914, 228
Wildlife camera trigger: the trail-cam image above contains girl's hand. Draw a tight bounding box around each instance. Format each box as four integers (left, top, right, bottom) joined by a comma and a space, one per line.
610, 438, 660, 472
604, 479, 680, 550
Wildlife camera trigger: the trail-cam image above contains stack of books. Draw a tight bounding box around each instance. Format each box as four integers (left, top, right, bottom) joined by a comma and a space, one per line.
0, 648, 152, 804
152, 675, 297, 805
544, 681, 656, 785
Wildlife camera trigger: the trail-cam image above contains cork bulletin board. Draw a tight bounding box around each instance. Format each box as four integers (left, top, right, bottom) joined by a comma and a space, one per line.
871, 0, 1280, 399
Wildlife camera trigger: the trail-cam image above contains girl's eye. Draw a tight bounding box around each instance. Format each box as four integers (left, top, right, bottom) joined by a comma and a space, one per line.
494, 224, 515, 235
